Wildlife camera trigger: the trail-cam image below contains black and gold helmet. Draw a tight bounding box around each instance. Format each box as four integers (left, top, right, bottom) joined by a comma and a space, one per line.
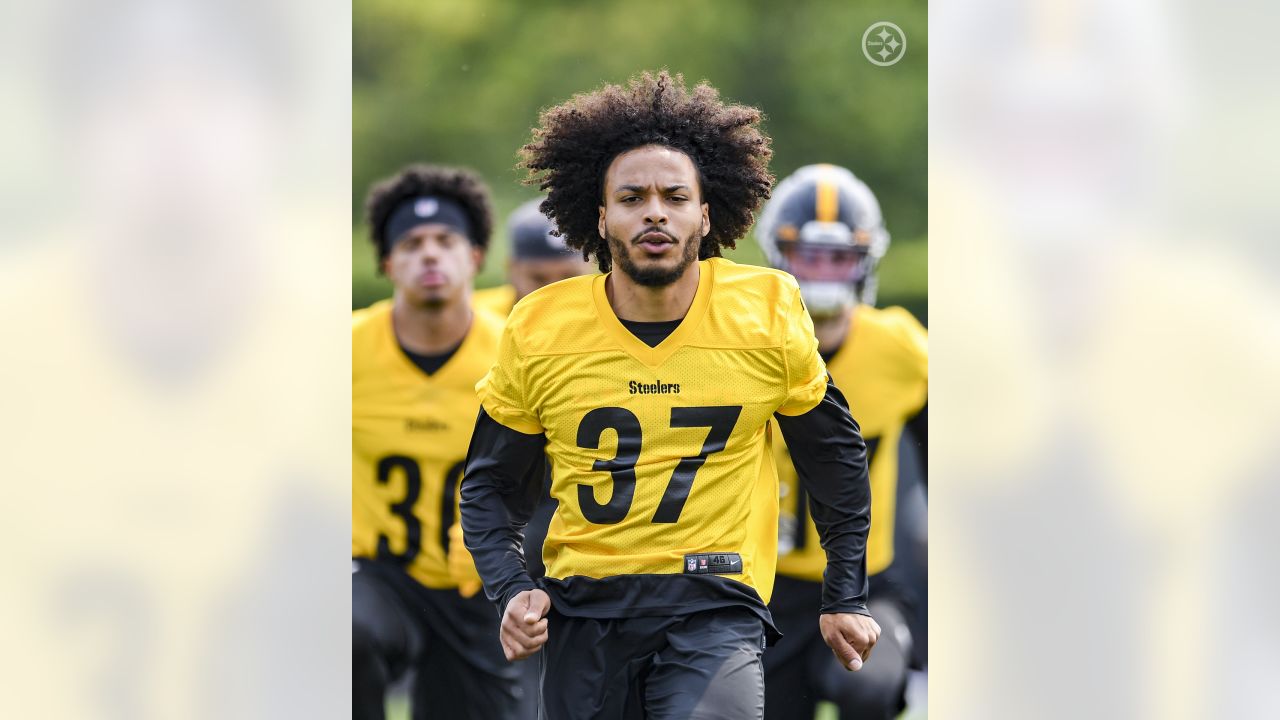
756, 164, 890, 315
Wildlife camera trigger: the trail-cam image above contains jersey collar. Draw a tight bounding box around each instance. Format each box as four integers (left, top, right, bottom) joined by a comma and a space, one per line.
592, 259, 714, 368
381, 303, 484, 385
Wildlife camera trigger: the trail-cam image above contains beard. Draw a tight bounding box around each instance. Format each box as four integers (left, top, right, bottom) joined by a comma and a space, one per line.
606, 227, 702, 287
404, 283, 454, 311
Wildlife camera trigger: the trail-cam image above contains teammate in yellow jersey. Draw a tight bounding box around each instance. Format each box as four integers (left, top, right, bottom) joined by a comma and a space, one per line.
352, 164, 521, 719
473, 198, 595, 318
755, 164, 929, 720
460, 71, 879, 720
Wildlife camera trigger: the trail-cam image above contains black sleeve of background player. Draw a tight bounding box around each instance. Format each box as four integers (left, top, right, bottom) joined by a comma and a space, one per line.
774, 378, 872, 616
905, 403, 928, 487
459, 408, 547, 616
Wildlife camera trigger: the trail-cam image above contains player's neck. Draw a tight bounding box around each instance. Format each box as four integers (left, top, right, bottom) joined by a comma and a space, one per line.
813, 306, 854, 355
606, 261, 701, 322
391, 292, 472, 355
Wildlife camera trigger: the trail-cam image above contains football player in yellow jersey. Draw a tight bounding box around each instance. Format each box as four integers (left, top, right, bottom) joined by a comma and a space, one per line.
755, 164, 929, 720
352, 164, 522, 720
472, 198, 595, 318
460, 71, 879, 720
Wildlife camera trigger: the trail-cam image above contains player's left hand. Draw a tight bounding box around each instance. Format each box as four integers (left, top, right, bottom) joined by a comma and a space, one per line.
819, 612, 880, 671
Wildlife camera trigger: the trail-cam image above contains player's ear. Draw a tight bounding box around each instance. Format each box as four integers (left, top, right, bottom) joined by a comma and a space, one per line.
600, 204, 611, 240
470, 246, 484, 274
700, 202, 710, 238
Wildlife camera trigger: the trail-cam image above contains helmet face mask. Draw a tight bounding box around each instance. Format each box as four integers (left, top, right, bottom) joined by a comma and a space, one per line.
777, 223, 873, 284
798, 280, 856, 319
755, 165, 889, 312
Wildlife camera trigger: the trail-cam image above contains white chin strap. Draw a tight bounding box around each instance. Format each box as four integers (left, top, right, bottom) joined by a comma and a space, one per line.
799, 281, 854, 319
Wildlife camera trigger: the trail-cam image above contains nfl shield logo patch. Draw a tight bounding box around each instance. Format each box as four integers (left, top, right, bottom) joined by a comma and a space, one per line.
687, 558, 697, 571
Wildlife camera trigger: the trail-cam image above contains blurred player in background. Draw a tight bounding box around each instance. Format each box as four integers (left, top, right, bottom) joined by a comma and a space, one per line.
473, 198, 595, 318
461, 71, 878, 719
756, 164, 928, 720
352, 164, 521, 719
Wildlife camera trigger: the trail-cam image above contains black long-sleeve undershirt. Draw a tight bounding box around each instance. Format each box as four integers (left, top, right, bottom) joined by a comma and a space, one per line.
458, 410, 546, 615
773, 379, 872, 615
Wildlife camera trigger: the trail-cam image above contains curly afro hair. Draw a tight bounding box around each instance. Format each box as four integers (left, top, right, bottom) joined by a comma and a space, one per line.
363, 164, 494, 270
520, 70, 774, 272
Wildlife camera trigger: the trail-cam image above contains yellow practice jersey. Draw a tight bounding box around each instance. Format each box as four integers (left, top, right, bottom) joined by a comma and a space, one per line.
775, 305, 927, 581
477, 258, 828, 605
472, 284, 516, 318
352, 299, 503, 588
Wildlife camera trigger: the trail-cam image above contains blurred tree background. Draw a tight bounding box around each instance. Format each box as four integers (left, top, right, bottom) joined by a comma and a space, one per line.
354, 0, 926, 324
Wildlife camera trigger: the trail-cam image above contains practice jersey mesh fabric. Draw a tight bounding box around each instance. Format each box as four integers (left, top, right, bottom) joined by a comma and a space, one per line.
476, 258, 827, 605
774, 305, 927, 580
352, 299, 503, 588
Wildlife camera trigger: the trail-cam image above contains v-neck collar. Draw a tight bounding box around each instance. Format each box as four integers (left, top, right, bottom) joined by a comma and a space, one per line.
593, 259, 714, 368
383, 304, 478, 386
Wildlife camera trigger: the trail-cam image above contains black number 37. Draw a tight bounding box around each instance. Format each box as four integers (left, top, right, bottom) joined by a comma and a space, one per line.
576, 405, 742, 524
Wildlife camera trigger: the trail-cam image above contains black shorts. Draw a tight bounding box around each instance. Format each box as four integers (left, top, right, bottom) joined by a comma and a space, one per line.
352, 558, 521, 719
540, 606, 767, 720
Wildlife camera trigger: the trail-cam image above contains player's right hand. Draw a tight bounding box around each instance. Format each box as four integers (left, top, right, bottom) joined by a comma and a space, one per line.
500, 589, 551, 661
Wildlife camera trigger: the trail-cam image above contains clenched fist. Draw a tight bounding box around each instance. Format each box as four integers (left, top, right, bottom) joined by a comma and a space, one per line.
500, 589, 552, 661
819, 612, 881, 671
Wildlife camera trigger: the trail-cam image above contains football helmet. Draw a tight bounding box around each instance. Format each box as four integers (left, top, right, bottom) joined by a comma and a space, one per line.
756, 164, 890, 316
508, 198, 577, 260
